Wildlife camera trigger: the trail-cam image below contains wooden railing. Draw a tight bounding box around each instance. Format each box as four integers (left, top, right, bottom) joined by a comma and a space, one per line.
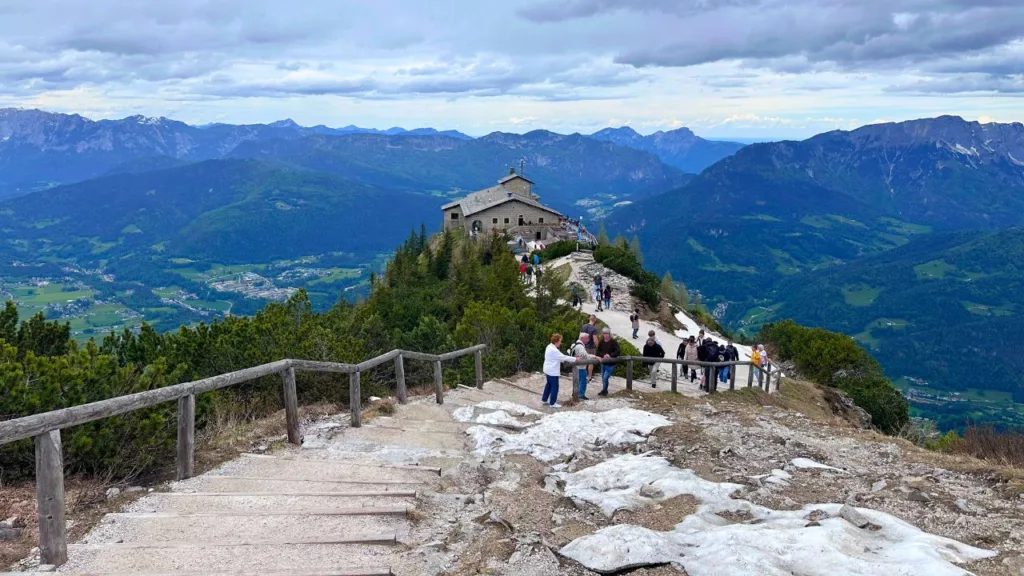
568, 356, 779, 399
0, 344, 487, 567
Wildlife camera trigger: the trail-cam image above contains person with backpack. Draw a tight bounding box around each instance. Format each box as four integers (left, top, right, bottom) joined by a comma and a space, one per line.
592, 277, 603, 311
630, 308, 640, 339
571, 284, 582, 309
603, 284, 613, 311
751, 344, 762, 384
569, 333, 595, 400
683, 336, 699, 382
642, 330, 666, 388
720, 340, 738, 384
526, 264, 533, 285
533, 253, 540, 267
519, 261, 527, 282
582, 315, 599, 380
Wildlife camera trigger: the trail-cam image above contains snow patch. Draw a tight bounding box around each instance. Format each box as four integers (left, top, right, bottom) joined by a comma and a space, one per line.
561, 502, 995, 575
557, 454, 743, 516
466, 408, 671, 461
475, 401, 542, 417
951, 143, 979, 157
1009, 152, 1024, 167
791, 457, 846, 472
475, 410, 530, 429
452, 406, 476, 422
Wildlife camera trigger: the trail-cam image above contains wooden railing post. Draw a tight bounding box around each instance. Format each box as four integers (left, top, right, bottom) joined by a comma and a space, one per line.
474, 349, 484, 389
394, 354, 407, 405
176, 394, 196, 480
281, 367, 300, 445
571, 365, 580, 402
670, 362, 678, 393
729, 363, 737, 390
625, 359, 633, 391
775, 367, 782, 391
765, 365, 773, 392
433, 361, 444, 404
758, 365, 765, 390
35, 430, 67, 567
747, 362, 754, 388
350, 371, 362, 428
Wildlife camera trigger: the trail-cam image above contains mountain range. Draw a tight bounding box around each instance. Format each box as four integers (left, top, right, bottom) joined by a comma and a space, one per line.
589, 126, 746, 173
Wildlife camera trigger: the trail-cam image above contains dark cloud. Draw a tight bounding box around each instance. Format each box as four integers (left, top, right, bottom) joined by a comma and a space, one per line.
887, 75, 1024, 94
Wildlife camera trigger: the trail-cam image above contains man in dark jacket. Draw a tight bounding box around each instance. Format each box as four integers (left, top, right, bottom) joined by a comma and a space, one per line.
595, 327, 621, 396
704, 340, 720, 392
721, 340, 739, 385
642, 334, 666, 388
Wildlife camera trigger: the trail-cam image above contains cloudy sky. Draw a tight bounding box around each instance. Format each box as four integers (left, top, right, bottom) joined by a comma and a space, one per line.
0, 0, 1021, 139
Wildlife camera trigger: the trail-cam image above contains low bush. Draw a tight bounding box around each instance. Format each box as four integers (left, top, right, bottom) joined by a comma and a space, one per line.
594, 245, 661, 308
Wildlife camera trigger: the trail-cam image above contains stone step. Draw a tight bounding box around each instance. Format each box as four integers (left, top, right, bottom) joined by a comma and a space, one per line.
181, 476, 426, 494
87, 513, 409, 544
2, 571, 392, 576
60, 542, 401, 574
133, 493, 417, 515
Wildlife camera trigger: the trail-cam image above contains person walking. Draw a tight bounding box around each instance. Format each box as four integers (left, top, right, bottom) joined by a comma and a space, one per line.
705, 340, 721, 392
582, 315, 599, 380
595, 327, 621, 396
630, 308, 640, 339
642, 330, 666, 388
542, 333, 576, 408
683, 336, 699, 382
721, 340, 739, 385
758, 345, 771, 387
569, 333, 595, 400
525, 264, 533, 285
519, 261, 527, 282
603, 284, 613, 311
533, 252, 540, 267
751, 344, 762, 384
592, 277, 603, 311
571, 284, 582, 309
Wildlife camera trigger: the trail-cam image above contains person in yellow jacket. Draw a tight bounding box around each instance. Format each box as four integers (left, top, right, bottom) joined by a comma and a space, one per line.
751, 346, 762, 382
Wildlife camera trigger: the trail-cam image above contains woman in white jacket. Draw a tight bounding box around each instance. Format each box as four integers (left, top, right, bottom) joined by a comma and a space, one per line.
542, 333, 577, 408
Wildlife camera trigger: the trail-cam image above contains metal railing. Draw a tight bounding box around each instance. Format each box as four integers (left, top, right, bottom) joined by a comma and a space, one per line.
0, 344, 487, 567
567, 356, 779, 399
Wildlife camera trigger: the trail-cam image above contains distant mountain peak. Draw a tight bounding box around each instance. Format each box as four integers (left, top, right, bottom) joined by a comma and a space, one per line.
269, 119, 301, 129
588, 125, 744, 173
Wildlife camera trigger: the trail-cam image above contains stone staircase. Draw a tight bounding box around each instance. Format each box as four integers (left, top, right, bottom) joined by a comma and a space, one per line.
40, 378, 547, 576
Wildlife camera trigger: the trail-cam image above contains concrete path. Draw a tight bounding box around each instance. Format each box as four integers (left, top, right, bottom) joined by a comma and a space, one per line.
55, 381, 558, 576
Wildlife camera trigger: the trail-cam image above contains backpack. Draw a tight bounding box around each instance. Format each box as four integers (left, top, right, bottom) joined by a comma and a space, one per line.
594, 274, 602, 285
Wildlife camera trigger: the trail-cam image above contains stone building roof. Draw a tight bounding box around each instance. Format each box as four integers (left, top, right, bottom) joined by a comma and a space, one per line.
441, 185, 562, 218
498, 173, 534, 185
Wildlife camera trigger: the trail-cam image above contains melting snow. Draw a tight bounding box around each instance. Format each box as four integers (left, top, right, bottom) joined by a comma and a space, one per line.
951, 143, 979, 157
1009, 152, 1024, 167
474, 410, 530, 429
557, 454, 743, 516
475, 401, 542, 417
466, 408, 670, 461
791, 457, 846, 472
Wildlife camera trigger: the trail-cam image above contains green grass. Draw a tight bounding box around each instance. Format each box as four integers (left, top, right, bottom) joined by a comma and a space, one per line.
879, 217, 932, 235
307, 268, 363, 285
800, 215, 832, 229
742, 214, 782, 222
121, 224, 142, 234
877, 232, 910, 247
193, 300, 232, 312
32, 218, 64, 229
962, 301, 1015, 317
827, 214, 867, 228
688, 238, 756, 274
769, 249, 801, 275
168, 258, 194, 265
88, 238, 118, 255
842, 285, 881, 306
10, 283, 95, 306
865, 317, 909, 329
151, 242, 167, 253
914, 259, 957, 280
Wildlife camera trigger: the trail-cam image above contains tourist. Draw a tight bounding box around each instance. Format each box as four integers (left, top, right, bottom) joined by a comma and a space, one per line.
720, 340, 739, 384
533, 252, 540, 267
593, 277, 603, 311
758, 345, 771, 386
642, 330, 666, 388
582, 315, 599, 380
630, 308, 640, 339
603, 284, 613, 311
525, 264, 533, 285
683, 336, 699, 382
542, 333, 576, 408
595, 327, 621, 396
705, 340, 720, 392
571, 284, 582, 309
519, 261, 527, 282
751, 344, 762, 384
569, 333, 595, 400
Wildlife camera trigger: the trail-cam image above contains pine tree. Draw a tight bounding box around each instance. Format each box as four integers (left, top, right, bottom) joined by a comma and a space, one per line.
660, 272, 678, 305
597, 223, 611, 246
613, 234, 628, 249
677, 279, 690, 310
630, 236, 643, 265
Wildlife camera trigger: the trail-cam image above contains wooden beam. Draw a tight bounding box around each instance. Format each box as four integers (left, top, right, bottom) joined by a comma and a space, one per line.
433, 361, 444, 405
70, 533, 399, 550
0, 360, 290, 445
670, 363, 678, 393
394, 354, 407, 405
398, 350, 440, 362
571, 367, 580, 402
289, 359, 355, 374
474, 349, 484, 389
356, 349, 402, 373
438, 344, 486, 362
729, 364, 737, 391
349, 371, 362, 428
35, 430, 67, 567
747, 363, 754, 388
108, 506, 412, 518
625, 359, 633, 391
281, 367, 301, 445
176, 394, 195, 481
152, 490, 417, 498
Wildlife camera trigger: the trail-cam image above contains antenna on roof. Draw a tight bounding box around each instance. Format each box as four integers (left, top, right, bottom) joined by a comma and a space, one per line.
519, 158, 525, 176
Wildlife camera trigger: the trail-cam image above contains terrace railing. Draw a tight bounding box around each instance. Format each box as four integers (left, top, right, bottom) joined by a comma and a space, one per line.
568, 356, 779, 400
0, 344, 487, 567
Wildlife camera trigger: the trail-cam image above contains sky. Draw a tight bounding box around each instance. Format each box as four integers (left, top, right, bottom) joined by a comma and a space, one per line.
0, 0, 1021, 140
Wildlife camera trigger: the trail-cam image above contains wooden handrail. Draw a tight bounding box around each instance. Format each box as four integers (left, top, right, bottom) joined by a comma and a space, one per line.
0, 344, 488, 568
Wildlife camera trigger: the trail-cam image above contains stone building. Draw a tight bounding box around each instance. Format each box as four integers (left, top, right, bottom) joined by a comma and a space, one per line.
441, 169, 563, 241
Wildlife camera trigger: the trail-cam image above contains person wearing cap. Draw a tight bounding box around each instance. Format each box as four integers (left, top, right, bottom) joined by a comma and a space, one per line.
595, 327, 621, 396
569, 333, 597, 400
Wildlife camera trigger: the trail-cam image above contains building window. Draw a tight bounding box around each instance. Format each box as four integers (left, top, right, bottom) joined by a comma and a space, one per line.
538, 217, 544, 224
450, 212, 459, 220
504, 217, 510, 224
492, 218, 498, 224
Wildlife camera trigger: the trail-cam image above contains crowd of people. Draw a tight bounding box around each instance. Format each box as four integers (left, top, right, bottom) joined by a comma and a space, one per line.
541, 323, 773, 407
518, 252, 543, 285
